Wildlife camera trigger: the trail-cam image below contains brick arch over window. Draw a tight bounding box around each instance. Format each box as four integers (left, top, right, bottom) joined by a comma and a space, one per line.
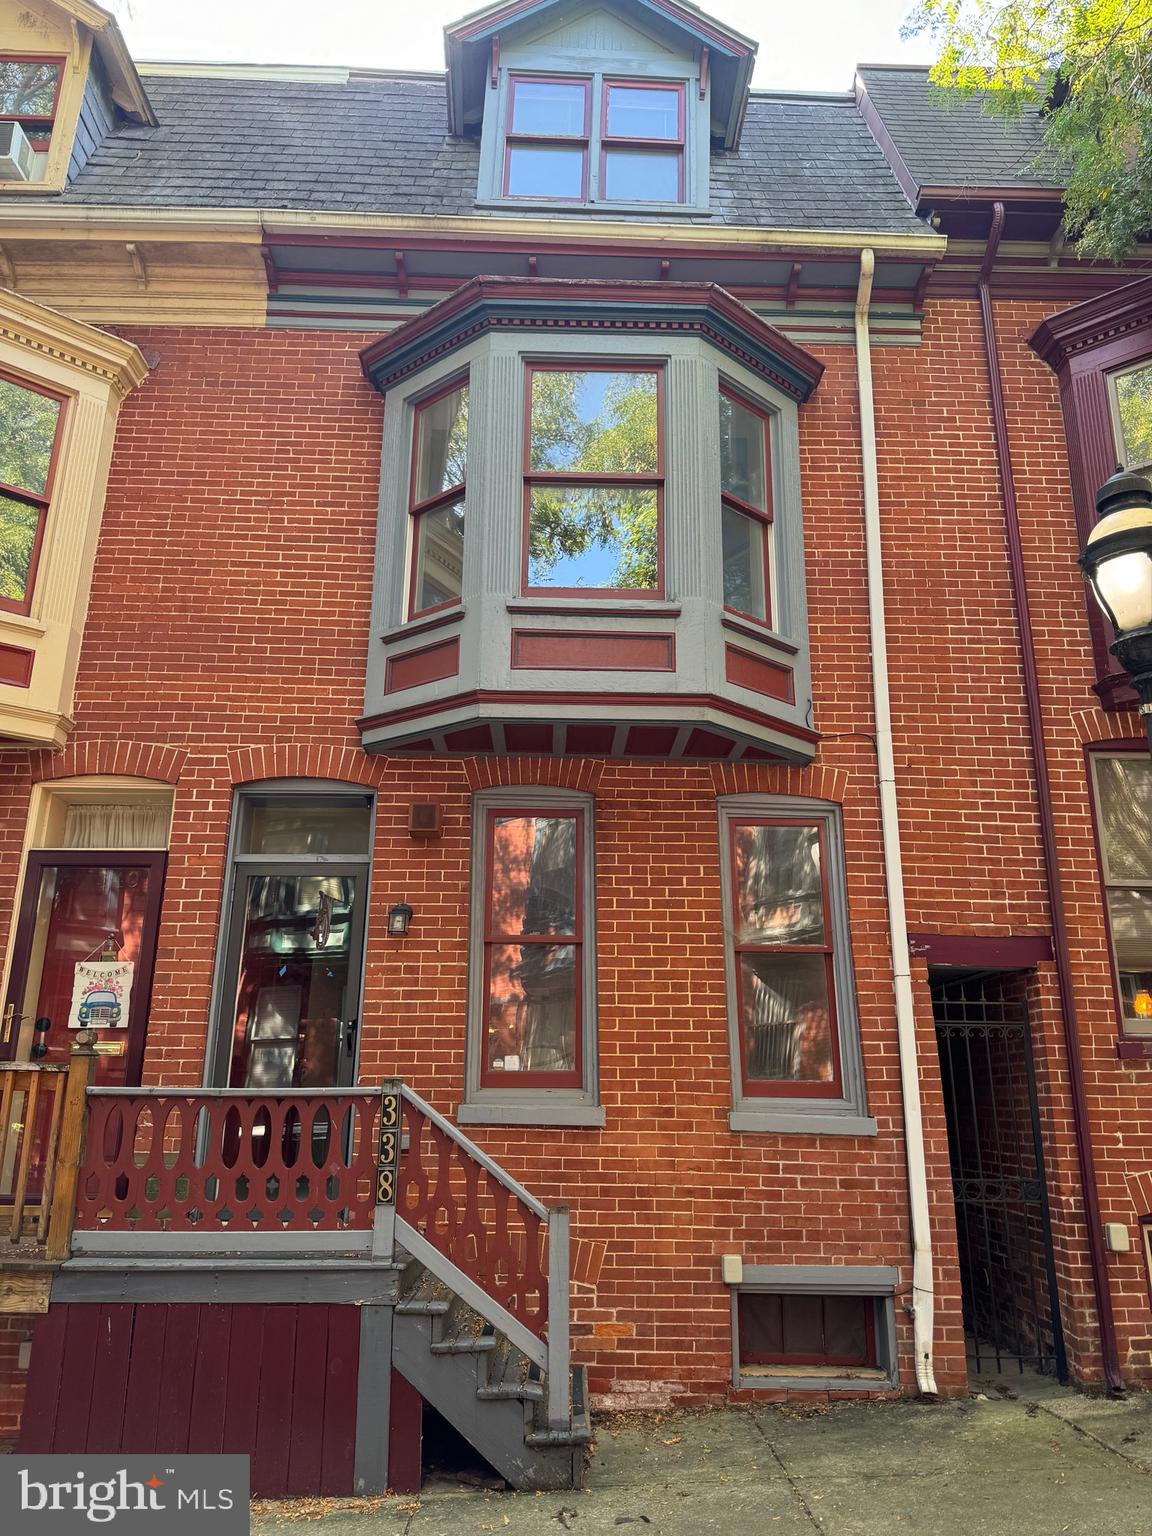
227, 745, 384, 788
460, 757, 607, 794
710, 761, 850, 804
1073, 707, 1144, 748
31, 740, 187, 785
1128, 1169, 1152, 1221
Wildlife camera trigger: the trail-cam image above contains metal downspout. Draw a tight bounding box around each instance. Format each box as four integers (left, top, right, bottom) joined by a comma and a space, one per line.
855, 249, 938, 1396
978, 202, 1123, 1392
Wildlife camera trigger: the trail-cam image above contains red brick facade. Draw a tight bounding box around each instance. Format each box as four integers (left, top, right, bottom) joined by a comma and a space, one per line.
3, 288, 1149, 1424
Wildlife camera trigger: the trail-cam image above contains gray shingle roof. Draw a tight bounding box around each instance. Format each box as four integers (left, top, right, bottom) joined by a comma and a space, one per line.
48, 73, 929, 235
858, 66, 1059, 192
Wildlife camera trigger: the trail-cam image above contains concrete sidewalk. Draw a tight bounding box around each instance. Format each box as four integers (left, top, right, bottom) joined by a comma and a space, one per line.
251, 1381, 1152, 1535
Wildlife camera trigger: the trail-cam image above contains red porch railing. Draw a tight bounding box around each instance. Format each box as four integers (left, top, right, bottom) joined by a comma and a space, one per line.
75, 1090, 380, 1234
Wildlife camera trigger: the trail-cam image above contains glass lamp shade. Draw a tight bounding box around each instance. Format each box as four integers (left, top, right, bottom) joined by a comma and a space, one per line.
1082, 497, 1152, 640
1090, 546, 1152, 635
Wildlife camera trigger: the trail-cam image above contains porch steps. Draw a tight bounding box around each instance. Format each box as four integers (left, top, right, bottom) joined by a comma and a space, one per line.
392, 1254, 591, 1491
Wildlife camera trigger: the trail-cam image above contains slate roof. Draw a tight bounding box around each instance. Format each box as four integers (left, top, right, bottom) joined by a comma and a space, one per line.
46, 72, 930, 235
857, 66, 1060, 192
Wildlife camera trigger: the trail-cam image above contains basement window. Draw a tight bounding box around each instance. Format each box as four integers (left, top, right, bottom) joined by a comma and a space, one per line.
730, 1269, 898, 1390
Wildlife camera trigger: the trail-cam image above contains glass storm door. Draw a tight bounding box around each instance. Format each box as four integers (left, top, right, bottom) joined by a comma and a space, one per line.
221, 865, 367, 1089
1, 851, 166, 1088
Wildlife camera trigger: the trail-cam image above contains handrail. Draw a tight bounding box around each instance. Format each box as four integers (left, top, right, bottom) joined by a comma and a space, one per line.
398, 1082, 548, 1221
0, 1046, 95, 1256
88, 1086, 373, 1098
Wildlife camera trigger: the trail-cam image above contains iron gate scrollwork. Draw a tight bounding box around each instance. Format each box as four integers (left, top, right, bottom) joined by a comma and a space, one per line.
932, 974, 1067, 1381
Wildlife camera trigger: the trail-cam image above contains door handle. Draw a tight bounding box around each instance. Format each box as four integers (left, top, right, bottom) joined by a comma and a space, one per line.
343, 1017, 359, 1055
2, 1003, 27, 1045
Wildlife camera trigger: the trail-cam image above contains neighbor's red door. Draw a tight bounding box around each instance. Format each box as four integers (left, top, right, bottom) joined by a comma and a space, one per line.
1, 851, 166, 1086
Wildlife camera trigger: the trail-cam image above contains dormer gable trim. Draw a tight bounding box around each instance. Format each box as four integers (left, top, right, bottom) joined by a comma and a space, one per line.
18, 0, 155, 124
445, 0, 755, 148
359, 275, 824, 402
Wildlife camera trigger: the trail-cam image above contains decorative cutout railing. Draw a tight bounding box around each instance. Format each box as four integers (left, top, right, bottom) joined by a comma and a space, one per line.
75, 1089, 380, 1234
397, 1084, 550, 1336
69, 1078, 572, 1430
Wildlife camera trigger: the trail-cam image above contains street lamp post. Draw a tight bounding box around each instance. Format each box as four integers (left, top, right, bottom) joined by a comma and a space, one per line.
1079, 466, 1152, 754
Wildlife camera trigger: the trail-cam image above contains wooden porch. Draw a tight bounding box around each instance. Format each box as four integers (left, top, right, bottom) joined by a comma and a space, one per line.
1, 1040, 587, 1494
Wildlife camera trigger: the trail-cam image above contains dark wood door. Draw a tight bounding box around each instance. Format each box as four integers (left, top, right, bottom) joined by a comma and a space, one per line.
1, 850, 166, 1087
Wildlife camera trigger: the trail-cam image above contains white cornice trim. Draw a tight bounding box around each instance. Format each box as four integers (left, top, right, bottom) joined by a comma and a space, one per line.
0, 286, 149, 396
0, 205, 946, 255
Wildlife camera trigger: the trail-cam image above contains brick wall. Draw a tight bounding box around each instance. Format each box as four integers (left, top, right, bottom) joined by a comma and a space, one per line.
1, 294, 1149, 1422
0, 1316, 32, 1443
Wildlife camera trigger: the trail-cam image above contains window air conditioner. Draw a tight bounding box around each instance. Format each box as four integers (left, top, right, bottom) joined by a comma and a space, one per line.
0, 121, 35, 183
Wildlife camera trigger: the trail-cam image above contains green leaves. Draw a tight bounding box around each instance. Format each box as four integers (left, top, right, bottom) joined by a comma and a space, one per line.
906, 0, 1152, 257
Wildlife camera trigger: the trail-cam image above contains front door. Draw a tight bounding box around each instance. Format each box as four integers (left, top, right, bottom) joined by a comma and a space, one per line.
218, 864, 367, 1089
2, 851, 166, 1086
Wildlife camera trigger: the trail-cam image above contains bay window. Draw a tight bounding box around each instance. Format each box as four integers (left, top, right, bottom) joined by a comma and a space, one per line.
409, 377, 468, 618
462, 787, 601, 1127
0, 370, 66, 614
1090, 753, 1152, 1037
718, 797, 872, 1135
720, 386, 773, 625
525, 364, 663, 596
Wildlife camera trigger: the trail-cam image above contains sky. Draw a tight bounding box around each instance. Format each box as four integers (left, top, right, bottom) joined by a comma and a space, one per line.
108, 1, 931, 92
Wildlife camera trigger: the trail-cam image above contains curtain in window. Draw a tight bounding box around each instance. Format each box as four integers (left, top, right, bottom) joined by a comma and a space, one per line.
62, 802, 169, 850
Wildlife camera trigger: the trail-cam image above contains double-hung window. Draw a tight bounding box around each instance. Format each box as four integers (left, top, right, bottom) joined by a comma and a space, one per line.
503, 74, 686, 206
462, 788, 601, 1126
0, 55, 63, 151
1090, 753, 1152, 1038
720, 386, 774, 626
408, 377, 468, 619
719, 797, 872, 1135
524, 363, 663, 597
0, 370, 66, 614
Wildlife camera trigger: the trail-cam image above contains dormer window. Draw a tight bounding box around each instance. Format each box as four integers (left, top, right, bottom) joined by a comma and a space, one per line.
0, 55, 64, 150
503, 74, 686, 205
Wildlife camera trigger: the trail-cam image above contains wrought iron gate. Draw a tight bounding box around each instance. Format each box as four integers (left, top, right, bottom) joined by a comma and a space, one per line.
931, 974, 1067, 1380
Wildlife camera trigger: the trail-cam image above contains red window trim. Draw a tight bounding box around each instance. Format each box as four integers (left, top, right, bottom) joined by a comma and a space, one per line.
720, 384, 774, 629
503, 75, 591, 203
407, 373, 468, 621
0, 53, 65, 137
738, 1292, 878, 1369
522, 361, 666, 600
0, 366, 68, 617
1085, 744, 1152, 1043
480, 804, 584, 1090
729, 816, 844, 1100
600, 79, 686, 205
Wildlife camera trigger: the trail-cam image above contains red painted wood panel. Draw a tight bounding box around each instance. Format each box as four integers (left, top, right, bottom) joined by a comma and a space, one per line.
287, 1306, 328, 1496
155, 1304, 199, 1456
220, 1304, 265, 1462
724, 643, 794, 702
86, 1304, 134, 1453
54, 1306, 100, 1451
389, 1368, 424, 1495
320, 1306, 360, 1496
512, 628, 675, 671
17, 1307, 67, 1453
385, 638, 460, 694
252, 1307, 298, 1496
18, 1303, 366, 1498
188, 1303, 232, 1455
0, 641, 34, 687
120, 1303, 168, 1456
